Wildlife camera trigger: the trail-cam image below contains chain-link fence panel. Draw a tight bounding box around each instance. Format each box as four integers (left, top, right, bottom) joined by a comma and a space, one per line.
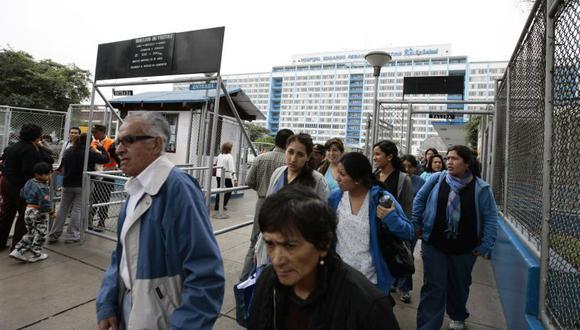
505, 2, 546, 249
493, 83, 507, 209
85, 173, 128, 238
546, 0, 580, 327
0, 106, 67, 161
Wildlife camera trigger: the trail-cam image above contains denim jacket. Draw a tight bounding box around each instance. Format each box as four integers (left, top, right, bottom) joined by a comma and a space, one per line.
412, 171, 499, 256
20, 178, 51, 212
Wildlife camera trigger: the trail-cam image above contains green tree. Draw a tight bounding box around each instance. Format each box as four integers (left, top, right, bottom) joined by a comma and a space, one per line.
255, 136, 275, 144
0, 49, 91, 111
244, 122, 270, 141
464, 116, 481, 149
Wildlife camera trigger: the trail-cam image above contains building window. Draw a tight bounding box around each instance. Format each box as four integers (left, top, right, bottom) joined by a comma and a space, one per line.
162, 113, 178, 153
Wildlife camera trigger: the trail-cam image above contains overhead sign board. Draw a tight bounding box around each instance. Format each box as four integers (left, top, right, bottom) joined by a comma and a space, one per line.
189, 82, 217, 90
95, 27, 225, 80
403, 76, 464, 95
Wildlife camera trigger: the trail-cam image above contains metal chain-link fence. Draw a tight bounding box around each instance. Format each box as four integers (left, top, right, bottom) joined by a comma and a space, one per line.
0, 106, 68, 160
505, 2, 546, 248
492, 0, 579, 327
546, 0, 580, 327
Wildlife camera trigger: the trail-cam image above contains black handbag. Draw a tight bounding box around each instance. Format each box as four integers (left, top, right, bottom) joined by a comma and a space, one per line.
376, 217, 415, 278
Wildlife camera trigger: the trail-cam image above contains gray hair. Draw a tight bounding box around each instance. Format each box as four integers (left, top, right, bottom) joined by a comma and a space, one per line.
124, 112, 170, 153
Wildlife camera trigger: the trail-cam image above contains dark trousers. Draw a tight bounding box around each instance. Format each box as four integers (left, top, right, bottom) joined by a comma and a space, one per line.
417, 242, 477, 329
89, 178, 114, 226
214, 178, 233, 210
394, 237, 418, 292
0, 177, 27, 251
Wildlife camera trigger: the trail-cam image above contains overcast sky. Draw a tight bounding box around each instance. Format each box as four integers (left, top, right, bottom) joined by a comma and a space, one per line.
1, 0, 531, 77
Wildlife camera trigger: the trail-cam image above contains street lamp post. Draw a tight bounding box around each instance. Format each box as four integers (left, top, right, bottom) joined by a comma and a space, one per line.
365, 51, 392, 151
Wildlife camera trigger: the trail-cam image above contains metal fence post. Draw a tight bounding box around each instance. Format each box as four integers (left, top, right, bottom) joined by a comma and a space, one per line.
539, 0, 556, 327
406, 104, 413, 154
205, 76, 222, 207
503, 68, 510, 215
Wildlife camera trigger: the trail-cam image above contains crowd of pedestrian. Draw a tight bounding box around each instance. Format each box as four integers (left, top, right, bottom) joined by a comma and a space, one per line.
241, 129, 498, 330
1, 117, 498, 330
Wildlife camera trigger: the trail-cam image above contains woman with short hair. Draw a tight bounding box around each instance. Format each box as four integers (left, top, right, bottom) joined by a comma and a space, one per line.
249, 185, 401, 330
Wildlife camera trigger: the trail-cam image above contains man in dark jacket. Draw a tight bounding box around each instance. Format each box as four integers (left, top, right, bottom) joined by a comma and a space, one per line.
0, 124, 54, 251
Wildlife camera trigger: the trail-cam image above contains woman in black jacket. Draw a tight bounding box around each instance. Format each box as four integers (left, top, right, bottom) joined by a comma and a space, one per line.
248, 185, 400, 330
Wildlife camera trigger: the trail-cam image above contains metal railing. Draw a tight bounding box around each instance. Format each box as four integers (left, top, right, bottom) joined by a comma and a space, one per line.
491, 0, 579, 327
81, 166, 253, 241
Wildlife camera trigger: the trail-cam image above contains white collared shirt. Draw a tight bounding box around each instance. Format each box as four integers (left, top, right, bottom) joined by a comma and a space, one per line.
119, 155, 175, 289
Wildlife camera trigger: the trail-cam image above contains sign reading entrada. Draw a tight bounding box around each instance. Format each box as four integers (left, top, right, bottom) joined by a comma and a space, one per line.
292, 44, 451, 64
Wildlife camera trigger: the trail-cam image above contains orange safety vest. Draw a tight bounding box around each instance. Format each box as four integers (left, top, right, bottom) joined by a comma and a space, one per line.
91, 136, 117, 170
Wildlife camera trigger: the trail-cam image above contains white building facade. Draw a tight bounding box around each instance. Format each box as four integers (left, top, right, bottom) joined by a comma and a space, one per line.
176, 44, 506, 155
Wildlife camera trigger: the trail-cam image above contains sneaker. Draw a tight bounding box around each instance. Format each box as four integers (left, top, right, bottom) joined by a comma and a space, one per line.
28, 253, 48, 263
449, 320, 466, 330
92, 225, 104, 233
9, 249, 29, 262
48, 236, 59, 244
399, 290, 411, 303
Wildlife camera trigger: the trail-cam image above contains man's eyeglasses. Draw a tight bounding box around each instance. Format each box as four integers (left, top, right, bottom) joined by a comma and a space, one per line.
115, 135, 155, 146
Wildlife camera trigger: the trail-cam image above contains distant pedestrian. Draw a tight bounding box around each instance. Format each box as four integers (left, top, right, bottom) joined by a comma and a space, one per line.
413, 145, 499, 330
318, 138, 344, 193
309, 143, 326, 169
49, 133, 109, 244
420, 154, 446, 181
0, 124, 53, 252
401, 154, 426, 196
240, 128, 294, 281
88, 124, 118, 232
419, 148, 439, 174
9, 162, 53, 262
214, 142, 237, 211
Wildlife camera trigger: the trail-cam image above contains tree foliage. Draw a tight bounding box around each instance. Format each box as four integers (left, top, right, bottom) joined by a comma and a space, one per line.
244, 122, 270, 141
255, 136, 275, 144
0, 49, 91, 112
464, 116, 481, 149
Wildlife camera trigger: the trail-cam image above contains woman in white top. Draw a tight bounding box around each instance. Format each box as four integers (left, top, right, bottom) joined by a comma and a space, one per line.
214, 142, 237, 211
328, 152, 414, 295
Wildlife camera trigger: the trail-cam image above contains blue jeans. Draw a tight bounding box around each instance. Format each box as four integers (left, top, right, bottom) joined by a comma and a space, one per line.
417, 242, 477, 330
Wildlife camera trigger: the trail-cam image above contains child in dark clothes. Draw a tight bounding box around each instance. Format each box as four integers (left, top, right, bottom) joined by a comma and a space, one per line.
9, 162, 53, 262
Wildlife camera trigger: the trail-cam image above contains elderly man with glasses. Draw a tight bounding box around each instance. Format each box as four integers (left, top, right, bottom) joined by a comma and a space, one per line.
96, 112, 224, 330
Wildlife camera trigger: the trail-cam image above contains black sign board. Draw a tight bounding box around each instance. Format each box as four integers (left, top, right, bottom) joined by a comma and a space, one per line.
113, 89, 133, 96
95, 27, 225, 80
403, 76, 464, 95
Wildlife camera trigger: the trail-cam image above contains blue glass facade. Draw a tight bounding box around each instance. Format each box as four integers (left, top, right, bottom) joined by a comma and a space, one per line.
268, 77, 283, 133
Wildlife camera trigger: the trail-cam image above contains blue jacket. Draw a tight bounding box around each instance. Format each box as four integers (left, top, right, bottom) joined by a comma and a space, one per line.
329, 185, 414, 293
412, 171, 499, 256
96, 166, 224, 330
20, 178, 51, 212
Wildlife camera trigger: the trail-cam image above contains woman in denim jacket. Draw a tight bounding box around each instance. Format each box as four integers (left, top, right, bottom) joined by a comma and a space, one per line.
413, 145, 498, 330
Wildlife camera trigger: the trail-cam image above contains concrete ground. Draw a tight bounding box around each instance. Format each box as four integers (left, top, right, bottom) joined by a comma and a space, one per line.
0, 190, 506, 330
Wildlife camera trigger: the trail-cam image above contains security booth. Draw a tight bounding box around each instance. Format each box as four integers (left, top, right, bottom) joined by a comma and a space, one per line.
108, 88, 265, 167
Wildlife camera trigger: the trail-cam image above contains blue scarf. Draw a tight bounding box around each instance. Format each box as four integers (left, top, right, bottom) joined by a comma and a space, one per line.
445, 170, 473, 239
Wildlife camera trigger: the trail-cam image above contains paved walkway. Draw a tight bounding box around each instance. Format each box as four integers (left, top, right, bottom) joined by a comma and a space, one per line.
0, 190, 506, 329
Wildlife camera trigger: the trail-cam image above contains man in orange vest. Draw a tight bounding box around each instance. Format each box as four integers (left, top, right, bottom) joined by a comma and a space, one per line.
89, 124, 118, 232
